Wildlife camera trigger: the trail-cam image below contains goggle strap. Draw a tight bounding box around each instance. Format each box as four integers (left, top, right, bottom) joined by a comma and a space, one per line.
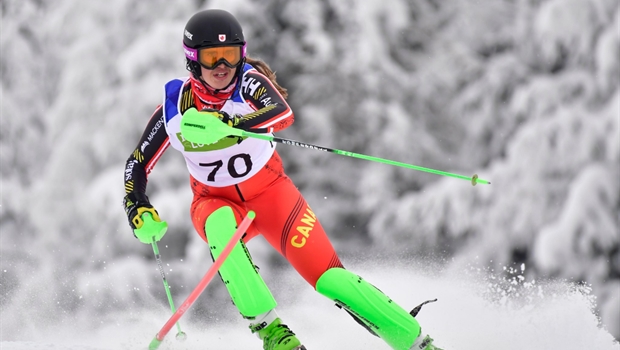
183, 43, 199, 62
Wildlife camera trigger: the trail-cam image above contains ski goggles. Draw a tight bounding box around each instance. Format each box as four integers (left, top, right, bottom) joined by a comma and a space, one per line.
184, 44, 245, 69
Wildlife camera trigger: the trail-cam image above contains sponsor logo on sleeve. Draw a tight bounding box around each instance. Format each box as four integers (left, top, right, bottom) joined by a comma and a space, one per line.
242, 76, 262, 96
125, 159, 138, 181
140, 141, 150, 152
148, 118, 164, 142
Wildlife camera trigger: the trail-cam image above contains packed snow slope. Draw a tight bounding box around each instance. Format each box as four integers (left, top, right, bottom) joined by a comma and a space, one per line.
1, 258, 619, 350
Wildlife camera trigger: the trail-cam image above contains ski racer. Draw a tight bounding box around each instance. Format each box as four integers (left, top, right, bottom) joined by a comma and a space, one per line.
122, 8, 443, 350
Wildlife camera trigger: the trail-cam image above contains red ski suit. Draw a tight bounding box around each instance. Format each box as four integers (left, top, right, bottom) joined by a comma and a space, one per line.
124, 64, 343, 288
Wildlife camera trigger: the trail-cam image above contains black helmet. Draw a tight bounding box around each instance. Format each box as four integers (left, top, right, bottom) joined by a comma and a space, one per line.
183, 9, 246, 77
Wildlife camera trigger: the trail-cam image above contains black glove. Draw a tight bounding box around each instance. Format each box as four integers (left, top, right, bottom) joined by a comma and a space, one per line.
123, 192, 161, 230
201, 108, 245, 128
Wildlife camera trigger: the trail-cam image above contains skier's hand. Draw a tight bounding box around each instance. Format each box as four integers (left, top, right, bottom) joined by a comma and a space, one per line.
123, 192, 166, 243
201, 108, 245, 129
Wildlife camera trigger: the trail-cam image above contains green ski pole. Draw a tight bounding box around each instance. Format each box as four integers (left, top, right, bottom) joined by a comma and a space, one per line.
135, 214, 187, 342
180, 108, 491, 186
151, 240, 187, 341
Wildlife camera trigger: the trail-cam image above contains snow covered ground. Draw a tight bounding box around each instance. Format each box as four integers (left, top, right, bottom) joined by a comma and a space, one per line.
1, 260, 618, 350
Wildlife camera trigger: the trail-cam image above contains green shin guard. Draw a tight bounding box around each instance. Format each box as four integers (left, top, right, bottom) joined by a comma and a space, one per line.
206, 206, 277, 318
316, 268, 420, 350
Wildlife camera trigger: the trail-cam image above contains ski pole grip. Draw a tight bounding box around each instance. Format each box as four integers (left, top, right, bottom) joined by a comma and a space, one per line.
134, 213, 168, 244
180, 108, 243, 145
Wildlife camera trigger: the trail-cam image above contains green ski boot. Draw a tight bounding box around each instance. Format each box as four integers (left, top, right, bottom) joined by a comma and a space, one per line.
411, 332, 444, 350
251, 318, 306, 350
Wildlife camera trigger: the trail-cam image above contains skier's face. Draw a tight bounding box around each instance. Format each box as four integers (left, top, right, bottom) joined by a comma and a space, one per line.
201, 63, 235, 90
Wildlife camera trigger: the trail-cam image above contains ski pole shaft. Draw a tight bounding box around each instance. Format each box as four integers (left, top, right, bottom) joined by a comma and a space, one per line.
151, 241, 185, 338
179, 108, 490, 186
241, 131, 491, 186
148, 211, 256, 350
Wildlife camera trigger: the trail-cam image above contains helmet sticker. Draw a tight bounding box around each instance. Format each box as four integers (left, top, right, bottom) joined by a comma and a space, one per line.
218, 34, 226, 42
184, 29, 193, 40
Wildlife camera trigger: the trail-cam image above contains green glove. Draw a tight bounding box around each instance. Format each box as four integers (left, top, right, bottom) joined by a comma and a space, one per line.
133, 212, 168, 244
201, 107, 246, 128
123, 192, 167, 243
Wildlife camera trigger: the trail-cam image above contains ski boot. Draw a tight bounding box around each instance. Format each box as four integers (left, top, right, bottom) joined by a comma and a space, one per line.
409, 300, 444, 350
251, 317, 306, 350
411, 333, 443, 350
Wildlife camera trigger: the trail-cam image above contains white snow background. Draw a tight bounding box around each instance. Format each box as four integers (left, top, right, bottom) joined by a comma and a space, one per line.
1, 0, 619, 349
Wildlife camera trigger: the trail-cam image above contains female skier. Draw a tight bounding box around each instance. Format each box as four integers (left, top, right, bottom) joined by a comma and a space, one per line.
122, 9, 442, 350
